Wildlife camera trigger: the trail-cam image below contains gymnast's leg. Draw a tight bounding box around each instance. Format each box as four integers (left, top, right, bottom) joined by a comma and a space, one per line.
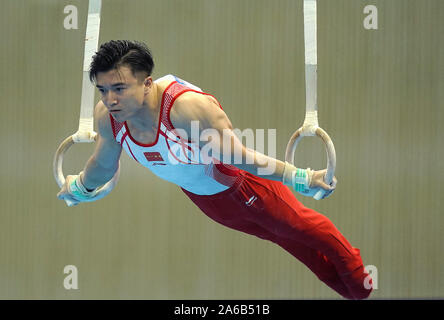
232, 172, 373, 299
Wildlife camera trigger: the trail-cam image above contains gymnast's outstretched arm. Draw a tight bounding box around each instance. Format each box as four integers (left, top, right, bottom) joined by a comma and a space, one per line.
171, 92, 336, 198
56, 102, 122, 205
81, 102, 122, 190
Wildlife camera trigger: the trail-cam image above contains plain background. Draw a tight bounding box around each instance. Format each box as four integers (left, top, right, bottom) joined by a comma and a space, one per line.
0, 0, 443, 299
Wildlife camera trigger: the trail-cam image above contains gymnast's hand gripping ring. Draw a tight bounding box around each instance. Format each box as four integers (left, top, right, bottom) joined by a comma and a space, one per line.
285, 124, 336, 200
53, 132, 120, 207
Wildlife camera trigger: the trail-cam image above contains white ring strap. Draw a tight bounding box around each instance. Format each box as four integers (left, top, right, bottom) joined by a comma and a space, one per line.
285, 0, 336, 200
54, 0, 120, 206
75, 0, 102, 142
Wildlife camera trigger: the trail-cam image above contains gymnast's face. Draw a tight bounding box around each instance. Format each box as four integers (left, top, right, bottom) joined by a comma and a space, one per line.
95, 66, 150, 121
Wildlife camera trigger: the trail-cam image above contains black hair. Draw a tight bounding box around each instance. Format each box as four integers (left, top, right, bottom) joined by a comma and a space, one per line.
89, 40, 154, 84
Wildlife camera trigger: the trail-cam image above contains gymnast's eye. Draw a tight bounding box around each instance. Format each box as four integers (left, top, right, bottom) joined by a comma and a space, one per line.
115, 87, 125, 93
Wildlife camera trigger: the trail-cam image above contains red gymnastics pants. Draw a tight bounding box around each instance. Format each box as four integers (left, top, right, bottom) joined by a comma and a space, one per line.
181, 170, 372, 299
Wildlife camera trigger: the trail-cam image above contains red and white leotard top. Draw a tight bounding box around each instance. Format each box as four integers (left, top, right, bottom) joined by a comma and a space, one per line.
109, 74, 241, 195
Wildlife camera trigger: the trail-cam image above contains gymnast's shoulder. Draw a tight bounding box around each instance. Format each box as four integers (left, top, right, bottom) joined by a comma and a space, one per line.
171, 90, 230, 130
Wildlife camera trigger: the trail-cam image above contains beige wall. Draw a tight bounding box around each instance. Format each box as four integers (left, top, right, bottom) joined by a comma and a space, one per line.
0, 0, 443, 299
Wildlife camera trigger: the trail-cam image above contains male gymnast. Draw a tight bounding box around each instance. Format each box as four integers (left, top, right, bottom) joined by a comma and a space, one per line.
57, 40, 372, 299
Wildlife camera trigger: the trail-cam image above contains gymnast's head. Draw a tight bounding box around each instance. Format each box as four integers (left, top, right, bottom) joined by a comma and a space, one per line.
89, 40, 156, 118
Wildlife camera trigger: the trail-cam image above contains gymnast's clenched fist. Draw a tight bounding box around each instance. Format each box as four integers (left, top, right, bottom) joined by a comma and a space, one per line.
56, 172, 98, 206
282, 162, 337, 199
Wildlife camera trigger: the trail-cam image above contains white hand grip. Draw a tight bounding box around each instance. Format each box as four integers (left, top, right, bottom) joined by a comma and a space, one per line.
285, 126, 336, 200
53, 134, 120, 206
313, 188, 326, 201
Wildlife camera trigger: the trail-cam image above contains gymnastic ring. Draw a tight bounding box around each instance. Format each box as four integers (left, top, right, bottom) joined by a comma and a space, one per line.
53, 134, 120, 203
285, 126, 336, 187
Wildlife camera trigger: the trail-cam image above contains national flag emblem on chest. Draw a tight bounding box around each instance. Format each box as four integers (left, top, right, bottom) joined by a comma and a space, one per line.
144, 152, 164, 162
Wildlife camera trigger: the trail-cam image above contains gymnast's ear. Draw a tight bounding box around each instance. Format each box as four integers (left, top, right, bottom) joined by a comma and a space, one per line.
143, 76, 153, 93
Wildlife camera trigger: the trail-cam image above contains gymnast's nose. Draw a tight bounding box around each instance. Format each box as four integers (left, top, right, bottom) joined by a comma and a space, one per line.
103, 91, 118, 108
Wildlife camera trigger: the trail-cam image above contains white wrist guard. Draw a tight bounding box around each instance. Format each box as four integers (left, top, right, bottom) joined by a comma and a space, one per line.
283, 161, 314, 194
68, 172, 98, 201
